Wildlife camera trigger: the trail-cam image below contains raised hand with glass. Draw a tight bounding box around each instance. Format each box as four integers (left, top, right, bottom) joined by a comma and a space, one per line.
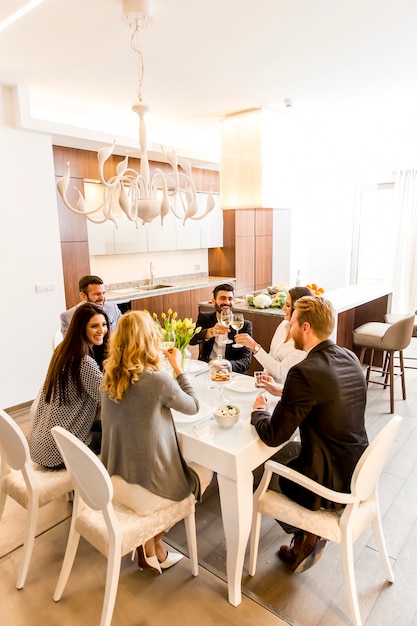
160, 328, 176, 351
231, 313, 244, 347
220, 309, 233, 344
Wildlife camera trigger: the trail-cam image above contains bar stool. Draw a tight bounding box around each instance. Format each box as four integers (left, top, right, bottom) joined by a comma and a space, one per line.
352, 313, 415, 413
384, 311, 417, 370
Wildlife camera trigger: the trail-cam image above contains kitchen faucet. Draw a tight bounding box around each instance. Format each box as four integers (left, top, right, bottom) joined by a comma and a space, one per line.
150, 262, 155, 285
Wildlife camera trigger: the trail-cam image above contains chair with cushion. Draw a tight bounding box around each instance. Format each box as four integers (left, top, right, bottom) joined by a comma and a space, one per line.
51, 426, 198, 626
249, 415, 402, 626
52, 328, 63, 351
0, 408, 73, 589
384, 310, 417, 370
352, 313, 415, 413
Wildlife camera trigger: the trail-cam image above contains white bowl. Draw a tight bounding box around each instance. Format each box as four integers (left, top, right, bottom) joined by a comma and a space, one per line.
213, 404, 240, 429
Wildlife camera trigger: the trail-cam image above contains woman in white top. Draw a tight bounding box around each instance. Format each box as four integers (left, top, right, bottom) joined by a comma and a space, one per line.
236, 286, 314, 388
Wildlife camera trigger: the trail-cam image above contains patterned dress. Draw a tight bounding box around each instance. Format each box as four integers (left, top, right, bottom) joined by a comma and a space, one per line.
28, 355, 102, 467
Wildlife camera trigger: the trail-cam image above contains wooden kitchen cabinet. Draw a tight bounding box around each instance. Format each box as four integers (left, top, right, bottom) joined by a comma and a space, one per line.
131, 295, 165, 318
55, 174, 90, 307
190, 286, 214, 319
208, 208, 272, 296
130, 290, 192, 321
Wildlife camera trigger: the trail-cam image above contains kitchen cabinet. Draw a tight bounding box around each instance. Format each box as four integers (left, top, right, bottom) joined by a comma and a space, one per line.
54, 172, 90, 307
190, 286, 214, 319
208, 208, 273, 296
85, 182, 148, 255
200, 192, 223, 248
130, 290, 192, 321
147, 211, 177, 251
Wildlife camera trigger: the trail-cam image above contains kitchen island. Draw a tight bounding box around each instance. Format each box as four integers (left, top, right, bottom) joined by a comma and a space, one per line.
198, 285, 393, 372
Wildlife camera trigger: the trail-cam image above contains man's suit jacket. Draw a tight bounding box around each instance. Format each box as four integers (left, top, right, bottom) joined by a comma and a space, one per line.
251, 339, 368, 510
191, 310, 253, 375
60, 300, 122, 336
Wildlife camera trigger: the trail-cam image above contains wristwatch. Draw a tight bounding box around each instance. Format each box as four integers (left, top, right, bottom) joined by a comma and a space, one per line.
253, 343, 260, 354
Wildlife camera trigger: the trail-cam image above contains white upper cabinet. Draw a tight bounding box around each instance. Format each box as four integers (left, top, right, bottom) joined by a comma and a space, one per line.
199, 192, 223, 248
114, 218, 148, 253
147, 209, 177, 252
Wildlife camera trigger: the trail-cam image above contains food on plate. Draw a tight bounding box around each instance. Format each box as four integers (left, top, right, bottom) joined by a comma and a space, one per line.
214, 405, 240, 418
210, 370, 231, 382
213, 404, 240, 429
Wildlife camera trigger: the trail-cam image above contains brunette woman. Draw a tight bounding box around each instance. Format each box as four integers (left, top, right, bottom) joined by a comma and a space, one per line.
28, 303, 109, 468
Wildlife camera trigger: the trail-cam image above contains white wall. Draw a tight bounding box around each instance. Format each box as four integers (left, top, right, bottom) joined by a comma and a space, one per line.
90, 248, 208, 285
0, 123, 66, 408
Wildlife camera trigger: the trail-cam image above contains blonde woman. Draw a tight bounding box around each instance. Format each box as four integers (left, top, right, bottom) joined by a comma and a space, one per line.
100, 310, 212, 573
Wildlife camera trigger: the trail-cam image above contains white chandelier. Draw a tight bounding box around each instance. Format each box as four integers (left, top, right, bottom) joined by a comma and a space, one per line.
57, 0, 215, 226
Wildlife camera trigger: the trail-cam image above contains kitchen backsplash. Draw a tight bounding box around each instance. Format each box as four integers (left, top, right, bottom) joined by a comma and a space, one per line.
90, 248, 209, 285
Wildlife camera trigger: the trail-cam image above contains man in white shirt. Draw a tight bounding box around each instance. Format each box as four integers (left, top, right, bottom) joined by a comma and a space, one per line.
60, 275, 121, 336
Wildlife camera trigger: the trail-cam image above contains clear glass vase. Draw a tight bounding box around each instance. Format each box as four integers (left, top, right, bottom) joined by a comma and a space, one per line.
181, 347, 192, 372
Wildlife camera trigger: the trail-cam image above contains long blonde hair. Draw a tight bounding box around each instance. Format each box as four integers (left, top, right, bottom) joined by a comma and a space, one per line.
102, 310, 161, 401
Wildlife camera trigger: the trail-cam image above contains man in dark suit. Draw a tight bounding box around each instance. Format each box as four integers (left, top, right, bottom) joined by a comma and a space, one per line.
251, 296, 368, 573
190, 283, 253, 375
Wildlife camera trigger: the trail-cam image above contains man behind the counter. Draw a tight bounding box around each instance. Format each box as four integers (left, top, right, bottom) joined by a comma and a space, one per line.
60, 275, 121, 336
190, 283, 253, 374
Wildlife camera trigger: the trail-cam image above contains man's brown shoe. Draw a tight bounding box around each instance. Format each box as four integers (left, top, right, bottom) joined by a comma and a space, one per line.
278, 531, 327, 573
277, 531, 304, 566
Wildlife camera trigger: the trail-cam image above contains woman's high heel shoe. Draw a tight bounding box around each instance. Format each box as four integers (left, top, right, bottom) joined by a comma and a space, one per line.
159, 551, 184, 570
137, 545, 162, 574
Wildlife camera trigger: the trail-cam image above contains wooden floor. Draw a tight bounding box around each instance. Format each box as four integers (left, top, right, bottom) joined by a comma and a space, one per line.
2, 340, 417, 625
168, 339, 417, 626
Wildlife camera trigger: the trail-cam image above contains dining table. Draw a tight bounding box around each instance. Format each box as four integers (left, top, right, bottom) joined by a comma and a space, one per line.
173, 361, 283, 607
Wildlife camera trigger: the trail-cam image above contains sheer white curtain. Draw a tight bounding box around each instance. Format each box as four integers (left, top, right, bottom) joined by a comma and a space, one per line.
388, 170, 417, 312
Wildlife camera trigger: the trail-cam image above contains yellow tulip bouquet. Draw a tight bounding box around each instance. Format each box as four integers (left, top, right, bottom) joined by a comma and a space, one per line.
152, 309, 201, 353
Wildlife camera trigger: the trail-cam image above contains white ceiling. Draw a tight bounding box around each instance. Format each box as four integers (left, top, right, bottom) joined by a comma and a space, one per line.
1, 0, 417, 164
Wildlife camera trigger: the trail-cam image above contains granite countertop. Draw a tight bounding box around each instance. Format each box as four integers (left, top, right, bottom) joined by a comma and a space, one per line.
105, 275, 236, 303
199, 298, 286, 317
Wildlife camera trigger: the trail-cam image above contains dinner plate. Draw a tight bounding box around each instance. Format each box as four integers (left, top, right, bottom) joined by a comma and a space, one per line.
188, 360, 208, 375
226, 377, 258, 393
172, 401, 211, 424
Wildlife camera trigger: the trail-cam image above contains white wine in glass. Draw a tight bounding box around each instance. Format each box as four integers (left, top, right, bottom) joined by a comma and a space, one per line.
231, 313, 244, 347
220, 309, 233, 344
160, 329, 176, 351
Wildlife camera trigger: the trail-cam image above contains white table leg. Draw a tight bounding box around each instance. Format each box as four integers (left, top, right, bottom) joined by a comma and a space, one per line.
217, 471, 253, 606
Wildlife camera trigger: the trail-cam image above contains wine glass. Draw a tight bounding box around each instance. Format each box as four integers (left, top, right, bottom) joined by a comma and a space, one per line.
231, 313, 244, 347
160, 329, 176, 351
220, 309, 233, 344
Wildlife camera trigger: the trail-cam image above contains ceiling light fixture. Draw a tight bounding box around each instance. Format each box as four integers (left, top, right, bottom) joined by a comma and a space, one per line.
0, 0, 46, 33
57, 0, 215, 226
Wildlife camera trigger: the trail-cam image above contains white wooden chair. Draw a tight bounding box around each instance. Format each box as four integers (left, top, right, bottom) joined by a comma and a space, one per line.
51, 426, 198, 626
52, 328, 64, 351
249, 415, 402, 626
0, 408, 73, 589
